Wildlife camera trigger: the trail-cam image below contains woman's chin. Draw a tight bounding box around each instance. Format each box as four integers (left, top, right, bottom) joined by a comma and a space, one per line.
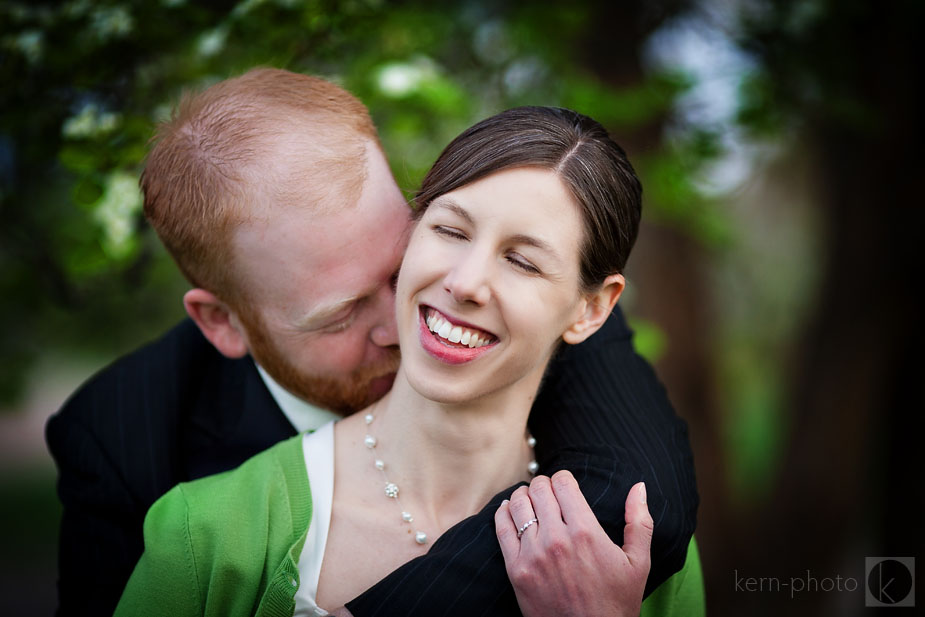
401, 365, 490, 406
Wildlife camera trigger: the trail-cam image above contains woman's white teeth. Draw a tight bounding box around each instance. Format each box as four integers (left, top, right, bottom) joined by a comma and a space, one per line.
425, 310, 491, 348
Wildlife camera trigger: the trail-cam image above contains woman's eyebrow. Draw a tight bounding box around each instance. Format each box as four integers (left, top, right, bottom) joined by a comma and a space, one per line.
433, 197, 562, 262
431, 198, 474, 225
509, 233, 559, 258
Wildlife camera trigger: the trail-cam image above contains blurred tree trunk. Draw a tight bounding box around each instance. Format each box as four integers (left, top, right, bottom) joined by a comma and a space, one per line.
629, 220, 726, 580
740, 1, 925, 615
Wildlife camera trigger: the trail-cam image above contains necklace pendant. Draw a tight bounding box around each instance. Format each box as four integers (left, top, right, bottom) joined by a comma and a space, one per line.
384, 482, 399, 498
401, 511, 413, 522
414, 531, 428, 545
364, 435, 377, 449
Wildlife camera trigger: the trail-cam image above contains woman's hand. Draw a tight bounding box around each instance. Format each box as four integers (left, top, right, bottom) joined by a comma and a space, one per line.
494, 471, 653, 617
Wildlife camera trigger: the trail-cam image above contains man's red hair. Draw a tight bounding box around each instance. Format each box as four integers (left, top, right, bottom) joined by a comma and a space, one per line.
142, 68, 378, 304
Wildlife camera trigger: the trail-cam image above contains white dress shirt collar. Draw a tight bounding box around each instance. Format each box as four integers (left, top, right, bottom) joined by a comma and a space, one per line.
255, 363, 342, 433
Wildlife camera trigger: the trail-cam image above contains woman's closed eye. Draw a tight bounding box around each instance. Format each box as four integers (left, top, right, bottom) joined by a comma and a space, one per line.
432, 225, 468, 240
506, 252, 541, 275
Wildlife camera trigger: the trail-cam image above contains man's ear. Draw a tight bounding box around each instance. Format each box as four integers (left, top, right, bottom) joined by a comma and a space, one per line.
183, 288, 249, 359
562, 273, 626, 345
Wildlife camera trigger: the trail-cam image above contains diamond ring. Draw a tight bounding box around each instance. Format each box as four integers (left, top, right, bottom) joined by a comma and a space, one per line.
517, 517, 538, 539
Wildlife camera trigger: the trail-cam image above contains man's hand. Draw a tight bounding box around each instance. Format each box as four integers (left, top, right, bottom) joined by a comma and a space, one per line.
494, 471, 653, 617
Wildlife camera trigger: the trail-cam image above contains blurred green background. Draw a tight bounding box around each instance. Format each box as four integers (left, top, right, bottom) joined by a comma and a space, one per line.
1, 0, 921, 615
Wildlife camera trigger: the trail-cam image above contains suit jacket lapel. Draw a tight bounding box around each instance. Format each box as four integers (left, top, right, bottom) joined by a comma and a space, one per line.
183, 352, 297, 481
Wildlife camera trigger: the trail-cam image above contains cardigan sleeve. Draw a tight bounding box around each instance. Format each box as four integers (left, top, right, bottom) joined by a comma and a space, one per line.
114, 485, 203, 617
640, 537, 706, 617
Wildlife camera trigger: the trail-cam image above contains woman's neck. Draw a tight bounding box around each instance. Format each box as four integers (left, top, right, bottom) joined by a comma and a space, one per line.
317, 362, 546, 610
347, 364, 540, 531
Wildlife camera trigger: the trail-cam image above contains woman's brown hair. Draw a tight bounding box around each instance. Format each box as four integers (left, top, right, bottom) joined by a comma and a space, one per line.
415, 106, 642, 293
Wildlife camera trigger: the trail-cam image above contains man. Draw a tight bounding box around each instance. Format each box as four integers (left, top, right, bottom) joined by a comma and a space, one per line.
47, 68, 700, 616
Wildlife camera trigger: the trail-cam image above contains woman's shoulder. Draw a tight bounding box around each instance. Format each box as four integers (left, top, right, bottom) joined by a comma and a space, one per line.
126, 434, 312, 617
154, 433, 310, 528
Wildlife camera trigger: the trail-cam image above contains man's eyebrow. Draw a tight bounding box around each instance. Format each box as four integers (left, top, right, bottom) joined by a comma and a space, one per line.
295, 296, 358, 330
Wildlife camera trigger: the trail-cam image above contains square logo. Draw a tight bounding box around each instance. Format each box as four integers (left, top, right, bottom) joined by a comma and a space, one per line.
866, 557, 915, 607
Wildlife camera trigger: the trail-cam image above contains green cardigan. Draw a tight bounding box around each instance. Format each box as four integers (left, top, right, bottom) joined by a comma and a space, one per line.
115, 434, 705, 616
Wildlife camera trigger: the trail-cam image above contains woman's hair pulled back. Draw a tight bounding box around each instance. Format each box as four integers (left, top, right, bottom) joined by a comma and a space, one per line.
415, 106, 642, 292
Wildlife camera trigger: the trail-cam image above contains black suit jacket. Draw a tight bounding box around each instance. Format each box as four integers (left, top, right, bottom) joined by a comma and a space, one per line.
47, 309, 697, 616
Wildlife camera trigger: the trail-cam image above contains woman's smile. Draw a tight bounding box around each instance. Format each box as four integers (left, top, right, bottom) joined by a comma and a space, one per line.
418, 305, 499, 364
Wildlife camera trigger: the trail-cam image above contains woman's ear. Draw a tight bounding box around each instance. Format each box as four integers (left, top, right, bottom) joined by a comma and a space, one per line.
562, 273, 626, 345
183, 288, 250, 359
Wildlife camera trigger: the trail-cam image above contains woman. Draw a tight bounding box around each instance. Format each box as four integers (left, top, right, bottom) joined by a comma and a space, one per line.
116, 106, 655, 617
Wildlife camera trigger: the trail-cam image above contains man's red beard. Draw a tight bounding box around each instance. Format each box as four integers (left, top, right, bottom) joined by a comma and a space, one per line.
237, 306, 400, 414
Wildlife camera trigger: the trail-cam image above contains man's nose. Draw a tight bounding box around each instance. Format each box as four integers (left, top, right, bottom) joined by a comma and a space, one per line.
369, 282, 399, 347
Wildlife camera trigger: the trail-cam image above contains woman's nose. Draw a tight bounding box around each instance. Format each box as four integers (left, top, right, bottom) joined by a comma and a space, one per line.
443, 251, 491, 306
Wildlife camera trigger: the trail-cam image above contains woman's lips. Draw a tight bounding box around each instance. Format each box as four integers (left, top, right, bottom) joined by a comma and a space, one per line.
418, 306, 497, 365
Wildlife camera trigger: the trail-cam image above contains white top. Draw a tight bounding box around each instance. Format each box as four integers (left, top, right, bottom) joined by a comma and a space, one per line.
294, 421, 336, 616
253, 364, 339, 615
255, 363, 342, 432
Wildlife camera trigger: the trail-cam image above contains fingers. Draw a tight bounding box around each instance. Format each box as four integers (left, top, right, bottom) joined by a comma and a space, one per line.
622, 482, 654, 570
508, 485, 538, 540
495, 499, 521, 563
527, 475, 563, 532
549, 469, 596, 526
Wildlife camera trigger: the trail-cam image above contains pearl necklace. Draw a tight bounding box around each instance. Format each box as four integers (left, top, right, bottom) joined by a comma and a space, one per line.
363, 411, 538, 545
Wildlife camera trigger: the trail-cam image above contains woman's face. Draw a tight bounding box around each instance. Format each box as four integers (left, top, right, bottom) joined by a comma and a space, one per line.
395, 166, 590, 405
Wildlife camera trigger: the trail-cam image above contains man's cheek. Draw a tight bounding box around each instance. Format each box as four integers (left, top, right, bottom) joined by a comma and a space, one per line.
311, 335, 366, 373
